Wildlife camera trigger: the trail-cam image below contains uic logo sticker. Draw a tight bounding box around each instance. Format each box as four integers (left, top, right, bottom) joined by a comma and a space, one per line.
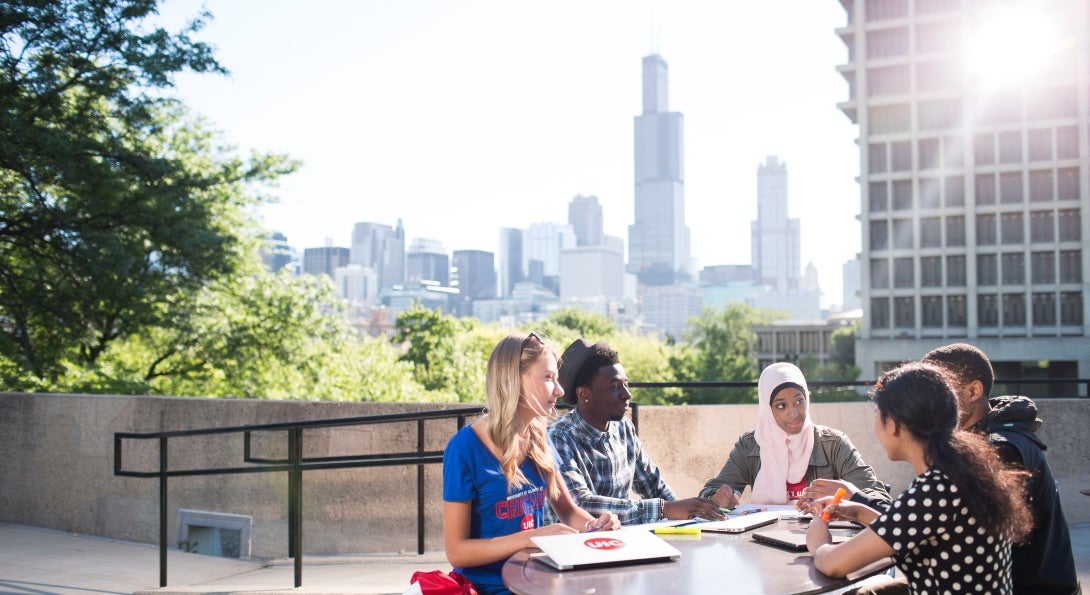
583, 537, 625, 550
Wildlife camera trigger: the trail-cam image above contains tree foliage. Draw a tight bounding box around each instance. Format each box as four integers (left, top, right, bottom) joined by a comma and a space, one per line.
670, 304, 773, 404
0, 0, 295, 383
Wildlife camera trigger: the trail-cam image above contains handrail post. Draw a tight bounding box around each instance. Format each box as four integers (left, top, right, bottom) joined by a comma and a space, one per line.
159, 435, 168, 587
289, 427, 303, 588
417, 418, 425, 555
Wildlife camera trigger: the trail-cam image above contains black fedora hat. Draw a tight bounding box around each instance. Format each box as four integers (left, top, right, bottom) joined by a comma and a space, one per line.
558, 338, 610, 404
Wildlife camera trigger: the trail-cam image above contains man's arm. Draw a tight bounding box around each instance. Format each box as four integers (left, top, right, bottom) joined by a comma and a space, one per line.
550, 427, 657, 524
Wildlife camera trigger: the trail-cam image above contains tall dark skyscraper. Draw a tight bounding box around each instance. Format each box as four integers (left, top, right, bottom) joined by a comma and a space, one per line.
628, 54, 691, 286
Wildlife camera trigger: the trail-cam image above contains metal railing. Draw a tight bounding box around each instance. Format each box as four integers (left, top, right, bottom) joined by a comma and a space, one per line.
114, 406, 486, 588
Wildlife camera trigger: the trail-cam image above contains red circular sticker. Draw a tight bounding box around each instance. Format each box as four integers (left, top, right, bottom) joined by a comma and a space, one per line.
583, 537, 625, 550
520, 514, 535, 531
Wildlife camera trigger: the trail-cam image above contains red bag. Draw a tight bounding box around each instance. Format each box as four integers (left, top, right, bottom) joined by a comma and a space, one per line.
408, 570, 479, 595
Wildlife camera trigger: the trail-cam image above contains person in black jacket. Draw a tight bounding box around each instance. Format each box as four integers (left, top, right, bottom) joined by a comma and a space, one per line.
924, 343, 1081, 595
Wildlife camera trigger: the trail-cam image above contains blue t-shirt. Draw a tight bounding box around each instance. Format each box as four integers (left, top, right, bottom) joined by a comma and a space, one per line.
443, 425, 547, 595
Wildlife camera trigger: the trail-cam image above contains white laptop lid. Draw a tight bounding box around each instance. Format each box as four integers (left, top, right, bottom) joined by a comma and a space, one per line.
529, 529, 681, 571
695, 511, 780, 533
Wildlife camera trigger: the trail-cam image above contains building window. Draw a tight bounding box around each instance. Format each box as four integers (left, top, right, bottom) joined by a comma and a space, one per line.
868, 65, 910, 96
1030, 210, 1055, 242
1032, 292, 1056, 326
921, 256, 942, 287
870, 220, 889, 250
998, 131, 1023, 164
918, 98, 961, 130
871, 297, 891, 328
978, 294, 999, 326
891, 141, 912, 171
1027, 129, 1052, 161
977, 253, 998, 286
894, 257, 914, 288
1056, 126, 1078, 159
1029, 170, 1054, 202
946, 215, 965, 246
893, 219, 914, 248
1031, 251, 1056, 283
916, 59, 959, 92
1001, 252, 1025, 285
976, 213, 997, 245
999, 172, 1023, 204
920, 217, 942, 247
1059, 250, 1081, 283
918, 138, 940, 170
922, 296, 944, 327
866, 23, 909, 53
981, 91, 1022, 125
947, 294, 967, 326
975, 173, 996, 205
1028, 86, 1078, 120
894, 296, 914, 328
1057, 167, 1079, 200
1058, 209, 1081, 241
1000, 212, 1024, 244
944, 175, 964, 206
974, 133, 995, 165
868, 143, 887, 174
870, 258, 890, 288
943, 137, 963, 168
915, 19, 958, 50
892, 180, 913, 210
1003, 293, 1026, 326
869, 181, 888, 211
869, 104, 911, 134
1060, 292, 1082, 325
920, 177, 941, 208
946, 255, 966, 286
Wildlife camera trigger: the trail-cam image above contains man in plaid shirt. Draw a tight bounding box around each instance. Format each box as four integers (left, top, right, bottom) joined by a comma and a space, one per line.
547, 339, 723, 525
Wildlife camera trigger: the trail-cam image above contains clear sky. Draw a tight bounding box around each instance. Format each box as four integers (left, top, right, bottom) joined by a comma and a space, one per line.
154, 1, 861, 307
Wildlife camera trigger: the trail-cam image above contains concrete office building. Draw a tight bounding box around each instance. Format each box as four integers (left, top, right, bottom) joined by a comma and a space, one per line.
837, 0, 1090, 386
752, 156, 802, 293
560, 241, 625, 301
451, 249, 496, 307
497, 227, 525, 299
350, 221, 405, 292
569, 194, 605, 247
628, 54, 692, 286
406, 238, 449, 286
302, 245, 349, 279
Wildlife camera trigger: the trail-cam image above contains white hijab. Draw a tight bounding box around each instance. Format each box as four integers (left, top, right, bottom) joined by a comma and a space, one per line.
750, 362, 815, 504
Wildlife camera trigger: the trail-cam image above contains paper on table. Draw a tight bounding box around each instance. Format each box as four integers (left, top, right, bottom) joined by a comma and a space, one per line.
623, 518, 697, 532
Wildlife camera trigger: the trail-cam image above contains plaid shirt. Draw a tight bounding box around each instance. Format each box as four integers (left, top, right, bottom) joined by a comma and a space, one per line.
547, 409, 676, 525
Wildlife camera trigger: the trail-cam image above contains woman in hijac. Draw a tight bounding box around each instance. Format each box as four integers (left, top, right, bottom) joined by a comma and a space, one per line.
700, 362, 891, 509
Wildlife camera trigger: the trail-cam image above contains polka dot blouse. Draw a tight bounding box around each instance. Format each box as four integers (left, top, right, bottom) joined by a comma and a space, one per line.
870, 468, 1013, 594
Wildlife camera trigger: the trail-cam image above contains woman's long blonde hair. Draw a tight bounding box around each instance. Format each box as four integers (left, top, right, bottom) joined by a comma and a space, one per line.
483, 333, 560, 500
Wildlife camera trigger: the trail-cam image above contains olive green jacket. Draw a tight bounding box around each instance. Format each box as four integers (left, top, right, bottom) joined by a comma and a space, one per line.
698, 424, 892, 508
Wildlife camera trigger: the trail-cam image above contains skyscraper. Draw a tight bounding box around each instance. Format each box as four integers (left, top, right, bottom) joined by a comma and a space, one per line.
497, 227, 525, 298
838, 0, 1089, 382
569, 194, 604, 247
628, 54, 691, 286
751, 156, 801, 293
406, 238, 449, 286
350, 220, 405, 292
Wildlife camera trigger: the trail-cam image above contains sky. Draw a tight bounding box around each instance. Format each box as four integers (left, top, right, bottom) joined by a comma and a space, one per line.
154, 1, 861, 307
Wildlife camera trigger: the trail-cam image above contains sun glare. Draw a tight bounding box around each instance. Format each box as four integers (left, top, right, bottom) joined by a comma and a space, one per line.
966, 3, 1061, 90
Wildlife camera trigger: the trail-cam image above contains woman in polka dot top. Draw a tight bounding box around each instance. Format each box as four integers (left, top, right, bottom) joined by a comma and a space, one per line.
802, 362, 1033, 595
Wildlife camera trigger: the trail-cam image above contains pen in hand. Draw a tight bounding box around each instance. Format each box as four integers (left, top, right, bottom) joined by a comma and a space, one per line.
820, 487, 847, 522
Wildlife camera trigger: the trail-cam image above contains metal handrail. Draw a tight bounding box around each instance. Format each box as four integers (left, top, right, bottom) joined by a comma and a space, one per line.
114, 405, 487, 588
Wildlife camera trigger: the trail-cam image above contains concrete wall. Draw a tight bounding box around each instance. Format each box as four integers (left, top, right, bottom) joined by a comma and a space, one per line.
1, 393, 1087, 559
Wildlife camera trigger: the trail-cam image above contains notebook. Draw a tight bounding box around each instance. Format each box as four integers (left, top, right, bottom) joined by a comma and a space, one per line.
694, 511, 780, 534
529, 529, 682, 571
751, 525, 860, 551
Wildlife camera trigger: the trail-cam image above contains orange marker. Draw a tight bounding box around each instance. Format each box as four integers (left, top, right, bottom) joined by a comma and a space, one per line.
820, 487, 847, 522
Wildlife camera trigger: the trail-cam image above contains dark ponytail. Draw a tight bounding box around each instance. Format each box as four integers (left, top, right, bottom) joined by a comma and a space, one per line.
873, 362, 1032, 543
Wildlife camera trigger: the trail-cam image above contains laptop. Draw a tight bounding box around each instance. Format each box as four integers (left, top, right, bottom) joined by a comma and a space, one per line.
751, 525, 860, 551
529, 529, 682, 571
694, 511, 780, 534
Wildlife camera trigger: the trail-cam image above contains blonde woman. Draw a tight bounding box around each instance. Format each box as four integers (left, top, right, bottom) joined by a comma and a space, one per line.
443, 333, 618, 594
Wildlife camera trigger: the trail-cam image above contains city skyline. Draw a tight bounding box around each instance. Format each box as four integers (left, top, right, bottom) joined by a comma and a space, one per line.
154, 1, 860, 307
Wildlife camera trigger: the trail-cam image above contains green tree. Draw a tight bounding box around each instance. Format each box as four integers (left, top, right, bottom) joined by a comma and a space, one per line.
671, 304, 773, 404
800, 324, 864, 402
541, 307, 617, 338
0, 0, 294, 384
